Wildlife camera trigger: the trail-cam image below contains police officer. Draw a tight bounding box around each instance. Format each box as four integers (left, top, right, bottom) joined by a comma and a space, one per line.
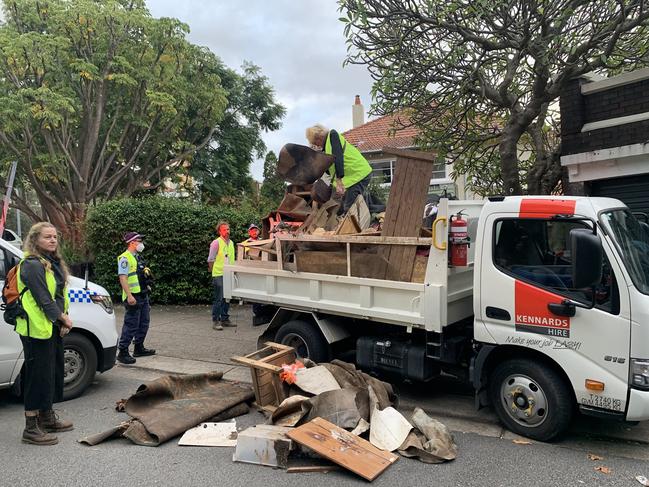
116, 232, 155, 364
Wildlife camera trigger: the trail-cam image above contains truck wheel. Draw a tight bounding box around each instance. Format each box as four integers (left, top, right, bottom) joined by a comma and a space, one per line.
62, 333, 97, 400
489, 359, 573, 441
275, 320, 330, 363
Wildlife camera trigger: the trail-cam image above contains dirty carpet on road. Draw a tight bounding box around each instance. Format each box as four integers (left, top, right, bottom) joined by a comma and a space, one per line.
80, 371, 254, 446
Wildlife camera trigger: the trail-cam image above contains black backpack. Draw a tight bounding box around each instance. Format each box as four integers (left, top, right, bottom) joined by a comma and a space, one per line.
1, 260, 28, 326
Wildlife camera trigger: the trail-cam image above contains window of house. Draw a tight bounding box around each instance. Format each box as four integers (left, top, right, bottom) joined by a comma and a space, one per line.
493, 218, 619, 313
431, 160, 446, 180
370, 160, 393, 184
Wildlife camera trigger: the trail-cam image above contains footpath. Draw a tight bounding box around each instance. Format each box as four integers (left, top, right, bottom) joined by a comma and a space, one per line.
115, 304, 649, 453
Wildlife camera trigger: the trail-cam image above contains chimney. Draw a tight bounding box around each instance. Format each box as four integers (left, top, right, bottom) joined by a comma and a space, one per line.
352, 95, 365, 128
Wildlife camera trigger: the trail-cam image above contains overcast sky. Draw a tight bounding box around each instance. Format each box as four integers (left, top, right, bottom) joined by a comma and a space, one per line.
146, 0, 374, 180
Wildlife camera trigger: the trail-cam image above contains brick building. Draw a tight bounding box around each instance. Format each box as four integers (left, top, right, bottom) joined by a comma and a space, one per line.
560, 69, 649, 214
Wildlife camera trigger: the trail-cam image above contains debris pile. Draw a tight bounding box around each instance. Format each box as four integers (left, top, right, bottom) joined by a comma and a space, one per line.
80, 343, 457, 482
239, 145, 439, 286
231, 344, 458, 481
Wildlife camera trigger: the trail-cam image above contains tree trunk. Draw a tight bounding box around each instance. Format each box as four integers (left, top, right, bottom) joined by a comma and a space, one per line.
499, 124, 524, 195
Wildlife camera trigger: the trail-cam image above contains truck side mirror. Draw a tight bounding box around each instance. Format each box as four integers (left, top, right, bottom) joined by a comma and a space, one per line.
571, 229, 603, 289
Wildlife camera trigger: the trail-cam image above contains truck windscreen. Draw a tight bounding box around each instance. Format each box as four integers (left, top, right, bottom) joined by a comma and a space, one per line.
600, 209, 649, 295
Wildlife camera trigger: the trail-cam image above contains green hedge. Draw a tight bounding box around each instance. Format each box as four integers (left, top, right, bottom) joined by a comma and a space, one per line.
86, 197, 262, 304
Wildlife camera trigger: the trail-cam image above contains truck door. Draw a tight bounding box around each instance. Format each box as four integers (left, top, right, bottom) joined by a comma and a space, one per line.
479, 210, 631, 415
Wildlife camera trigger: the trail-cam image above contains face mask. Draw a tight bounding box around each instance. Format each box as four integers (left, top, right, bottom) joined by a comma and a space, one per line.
136, 242, 145, 253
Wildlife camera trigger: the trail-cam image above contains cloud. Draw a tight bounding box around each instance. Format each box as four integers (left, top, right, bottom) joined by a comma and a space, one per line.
146, 0, 374, 180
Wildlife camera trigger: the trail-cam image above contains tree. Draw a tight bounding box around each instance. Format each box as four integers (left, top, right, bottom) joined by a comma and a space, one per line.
260, 150, 285, 210
189, 62, 285, 204
0, 0, 227, 246
339, 0, 649, 195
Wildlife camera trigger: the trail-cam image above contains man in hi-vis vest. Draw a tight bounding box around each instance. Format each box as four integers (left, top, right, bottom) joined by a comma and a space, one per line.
305, 123, 372, 213
208, 222, 236, 331
116, 232, 155, 364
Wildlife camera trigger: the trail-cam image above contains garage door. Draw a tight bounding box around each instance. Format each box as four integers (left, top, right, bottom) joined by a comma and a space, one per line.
589, 175, 649, 215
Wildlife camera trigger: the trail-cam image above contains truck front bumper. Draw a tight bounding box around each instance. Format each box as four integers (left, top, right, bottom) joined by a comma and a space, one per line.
626, 388, 649, 421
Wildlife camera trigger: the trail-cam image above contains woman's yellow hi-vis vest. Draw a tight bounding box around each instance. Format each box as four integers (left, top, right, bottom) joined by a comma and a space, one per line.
16, 257, 70, 339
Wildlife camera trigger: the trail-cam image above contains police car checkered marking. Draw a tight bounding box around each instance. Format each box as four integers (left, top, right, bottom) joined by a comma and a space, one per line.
68, 289, 97, 303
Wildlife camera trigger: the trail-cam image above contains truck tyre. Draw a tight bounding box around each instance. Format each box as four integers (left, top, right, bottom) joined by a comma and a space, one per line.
274, 320, 330, 363
489, 359, 572, 441
62, 333, 97, 400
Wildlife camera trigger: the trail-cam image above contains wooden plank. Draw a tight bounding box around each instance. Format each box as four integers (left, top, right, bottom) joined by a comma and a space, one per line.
231, 356, 282, 373
382, 147, 440, 162
346, 243, 351, 277
277, 234, 432, 245
287, 465, 341, 473
382, 154, 434, 281
335, 214, 362, 235
276, 238, 284, 270
286, 417, 398, 482
294, 251, 387, 280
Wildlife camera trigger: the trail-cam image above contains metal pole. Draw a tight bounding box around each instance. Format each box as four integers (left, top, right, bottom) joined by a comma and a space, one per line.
0, 161, 18, 236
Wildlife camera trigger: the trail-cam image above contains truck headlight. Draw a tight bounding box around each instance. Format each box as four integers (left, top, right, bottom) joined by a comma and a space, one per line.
630, 359, 649, 390
90, 294, 114, 314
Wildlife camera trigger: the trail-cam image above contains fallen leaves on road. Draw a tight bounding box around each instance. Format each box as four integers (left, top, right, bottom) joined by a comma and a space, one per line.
512, 439, 531, 445
587, 453, 604, 461
636, 475, 649, 486
595, 466, 612, 474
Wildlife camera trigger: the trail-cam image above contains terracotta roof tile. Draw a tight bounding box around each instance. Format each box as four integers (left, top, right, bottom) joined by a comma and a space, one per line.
343, 113, 420, 153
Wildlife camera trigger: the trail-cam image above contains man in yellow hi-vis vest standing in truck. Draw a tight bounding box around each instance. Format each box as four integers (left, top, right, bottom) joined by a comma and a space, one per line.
306, 123, 372, 213
208, 222, 236, 331
116, 232, 155, 364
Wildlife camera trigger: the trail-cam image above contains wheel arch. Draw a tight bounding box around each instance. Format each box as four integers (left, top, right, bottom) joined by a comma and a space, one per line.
256, 308, 350, 349
473, 344, 577, 409
68, 328, 103, 372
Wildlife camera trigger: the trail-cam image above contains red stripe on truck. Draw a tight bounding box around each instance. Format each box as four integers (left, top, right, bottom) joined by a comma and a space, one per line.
519, 199, 576, 218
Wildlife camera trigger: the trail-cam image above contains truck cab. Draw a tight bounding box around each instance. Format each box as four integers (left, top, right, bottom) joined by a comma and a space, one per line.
473, 196, 649, 440
0, 239, 118, 399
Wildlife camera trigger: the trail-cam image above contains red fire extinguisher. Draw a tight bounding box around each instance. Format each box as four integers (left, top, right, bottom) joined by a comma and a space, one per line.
449, 211, 470, 267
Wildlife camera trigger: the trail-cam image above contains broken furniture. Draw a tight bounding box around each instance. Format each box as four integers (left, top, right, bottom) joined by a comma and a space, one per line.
380, 148, 441, 282
233, 425, 294, 468
231, 342, 297, 412
277, 143, 334, 184
287, 417, 399, 481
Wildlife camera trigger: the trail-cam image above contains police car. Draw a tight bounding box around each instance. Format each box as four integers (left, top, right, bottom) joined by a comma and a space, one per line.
0, 238, 118, 400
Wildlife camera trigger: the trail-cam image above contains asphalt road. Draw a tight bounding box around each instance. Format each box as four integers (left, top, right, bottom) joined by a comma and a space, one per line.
1, 365, 649, 487
2, 303, 648, 486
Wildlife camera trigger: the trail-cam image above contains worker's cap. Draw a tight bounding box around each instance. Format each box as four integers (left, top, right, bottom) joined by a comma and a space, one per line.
123, 231, 144, 243
248, 224, 260, 231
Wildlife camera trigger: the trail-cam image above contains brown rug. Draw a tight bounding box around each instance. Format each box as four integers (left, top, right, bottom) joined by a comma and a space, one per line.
79, 372, 254, 446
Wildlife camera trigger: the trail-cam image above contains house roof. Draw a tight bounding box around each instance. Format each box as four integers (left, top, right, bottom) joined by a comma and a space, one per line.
342, 113, 419, 153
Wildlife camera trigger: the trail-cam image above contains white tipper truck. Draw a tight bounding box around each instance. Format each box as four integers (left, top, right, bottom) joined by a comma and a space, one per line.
224, 196, 649, 440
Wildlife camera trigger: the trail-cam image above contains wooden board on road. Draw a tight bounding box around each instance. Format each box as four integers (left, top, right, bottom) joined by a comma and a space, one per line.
286, 417, 398, 481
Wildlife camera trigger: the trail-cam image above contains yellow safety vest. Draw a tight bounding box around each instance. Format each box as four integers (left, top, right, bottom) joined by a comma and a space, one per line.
118, 250, 140, 300
326, 131, 372, 190
212, 237, 235, 277
16, 257, 70, 339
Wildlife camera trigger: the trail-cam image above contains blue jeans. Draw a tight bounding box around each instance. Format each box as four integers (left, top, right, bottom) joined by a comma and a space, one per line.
212, 276, 230, 322
119, 293, 150, 350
